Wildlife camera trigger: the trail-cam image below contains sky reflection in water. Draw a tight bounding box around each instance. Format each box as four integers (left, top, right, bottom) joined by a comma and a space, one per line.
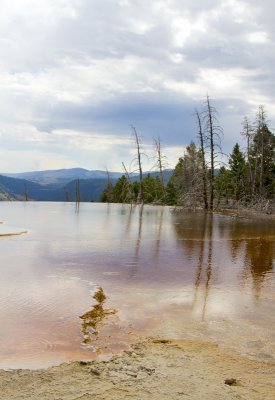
0, 202, 274, 368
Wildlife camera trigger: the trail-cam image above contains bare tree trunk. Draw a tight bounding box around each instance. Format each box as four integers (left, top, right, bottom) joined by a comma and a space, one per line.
24, 182, 28, 201
242, 117, 253, 197
206, 96, 214, 210
64, 188, 69, 201
132, 126, 143, 204
104, 168, 113, 203
258, 107, 265, 197
195, 109, 208, 210
122, 162, 131, 184
255, 105, 267, 198
202, 95, 223, 211
122, 162, 133, 204
154, 137, 165, 191
75, 178, 81, 203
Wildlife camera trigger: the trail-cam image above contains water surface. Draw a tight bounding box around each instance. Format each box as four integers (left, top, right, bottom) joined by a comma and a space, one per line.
0, 202, 274, 368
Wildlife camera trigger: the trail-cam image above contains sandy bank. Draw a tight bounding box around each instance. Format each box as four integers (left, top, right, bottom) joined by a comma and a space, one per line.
0, 224, 27, 236
1, 338, 274, 400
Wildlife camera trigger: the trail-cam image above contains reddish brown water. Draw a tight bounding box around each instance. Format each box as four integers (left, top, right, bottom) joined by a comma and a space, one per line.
0, 202, 274, 368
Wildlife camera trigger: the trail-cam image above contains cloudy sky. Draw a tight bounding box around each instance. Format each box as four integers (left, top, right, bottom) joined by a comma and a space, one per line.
0, 0, 274, 173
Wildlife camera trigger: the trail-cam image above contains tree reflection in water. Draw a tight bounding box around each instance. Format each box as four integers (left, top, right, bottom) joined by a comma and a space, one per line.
242, 238, 274, 298
226, 218, 274, 298
173, 211, 274, 317
201, 213, 213, 320
79, 287, 117, 351
173, 211, 214, 320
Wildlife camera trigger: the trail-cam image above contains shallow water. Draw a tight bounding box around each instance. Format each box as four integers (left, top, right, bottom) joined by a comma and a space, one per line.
0, 202, 274, 369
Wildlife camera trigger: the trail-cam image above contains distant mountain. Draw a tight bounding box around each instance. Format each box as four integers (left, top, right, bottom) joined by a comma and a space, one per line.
63, 178, 111, 202
0, 168, 173, 202
67, 170, 173, 202
0, 185, 15, 200
0, 175, 64, 201
2, 168, 123, 186
140, 169, 173, 184
0, 174, 116, 202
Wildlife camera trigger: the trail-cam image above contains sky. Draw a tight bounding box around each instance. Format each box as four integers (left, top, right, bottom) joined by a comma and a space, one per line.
0, 0, 274, 173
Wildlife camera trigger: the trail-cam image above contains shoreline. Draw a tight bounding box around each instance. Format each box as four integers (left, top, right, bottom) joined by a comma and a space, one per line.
171, 205, 275, 218
1, 338, 274, 400
214, 207, 275, 219
1, 203, 274, 398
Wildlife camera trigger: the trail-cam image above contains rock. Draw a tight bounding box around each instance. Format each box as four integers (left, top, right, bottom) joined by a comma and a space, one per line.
152, 339, 171, 344
256, 353, 273, 360
224, 378, 237, 386
126, 371, 137, 378
90, 368, 101, 376
246, 340, 264, 349
79, 361, 91, 366
139, 366, 155, 375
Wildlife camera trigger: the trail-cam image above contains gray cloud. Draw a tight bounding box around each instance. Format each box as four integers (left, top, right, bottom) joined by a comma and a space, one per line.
0, 0, 274, 172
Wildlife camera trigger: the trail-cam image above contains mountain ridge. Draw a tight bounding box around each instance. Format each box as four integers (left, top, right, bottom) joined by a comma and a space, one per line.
1, 168, 124, 186
0, 168, 173, 202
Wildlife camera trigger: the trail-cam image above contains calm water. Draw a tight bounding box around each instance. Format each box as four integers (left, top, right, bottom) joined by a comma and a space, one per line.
0, 202, 274, 369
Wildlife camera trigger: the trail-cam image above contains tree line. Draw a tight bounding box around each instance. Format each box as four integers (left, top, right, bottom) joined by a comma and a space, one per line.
101, 97, 275, 211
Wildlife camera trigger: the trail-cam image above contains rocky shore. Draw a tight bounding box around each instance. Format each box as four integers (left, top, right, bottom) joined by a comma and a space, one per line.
1, 338, 274, 400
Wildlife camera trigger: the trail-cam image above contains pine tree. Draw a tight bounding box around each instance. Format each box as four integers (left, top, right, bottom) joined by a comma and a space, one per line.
228, 143, 247, 201
100, 181, 114, 202
249, 106, 275, 200
214, 166, 232, 207
169, 142, 203, 208
165, 181, 178, 205
113, 175, 133, 203
143, 174, 164, 204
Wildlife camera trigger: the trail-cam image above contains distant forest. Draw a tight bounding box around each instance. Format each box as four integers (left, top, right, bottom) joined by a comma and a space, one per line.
101, 97, 275, 212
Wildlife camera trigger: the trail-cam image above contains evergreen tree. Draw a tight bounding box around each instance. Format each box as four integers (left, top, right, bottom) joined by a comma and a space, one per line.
214, 166, 232, 207
169, 142, 203, 208
228, 143, 247, 201
143, 174, 164, 204
100, 181, 114, 202
250, 106, 275, 199
113, 175, 133, 203
165, 181, 178, 205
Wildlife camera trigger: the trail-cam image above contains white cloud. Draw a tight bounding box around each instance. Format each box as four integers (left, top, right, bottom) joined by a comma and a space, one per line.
0, 148, 75, 172
0, 0, 274, 172
247, 31, 269, 44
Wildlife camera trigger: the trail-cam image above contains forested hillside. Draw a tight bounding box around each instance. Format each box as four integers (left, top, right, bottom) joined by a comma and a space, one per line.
1, 101, 273, 210
102, 101, 274, 211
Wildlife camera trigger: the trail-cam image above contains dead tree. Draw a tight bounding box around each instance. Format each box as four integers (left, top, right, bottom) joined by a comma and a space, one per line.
132, 126, 144, 204
195, 109, 208, 210
104, 168, 114, 203
75, 178, 81, 203
122, 162, 131, 184
24, 182, 28, 201
153, 136, 167, 194
154, 137, 165, 190
241, 116, 254, 197
202, 95, 223, 210
122, 161, 134, 204
255, 105, 266, 197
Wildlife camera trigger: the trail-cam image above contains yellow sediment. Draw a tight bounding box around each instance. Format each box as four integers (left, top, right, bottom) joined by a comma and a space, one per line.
0, 230, 27, 237
0, 338, 274, 400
